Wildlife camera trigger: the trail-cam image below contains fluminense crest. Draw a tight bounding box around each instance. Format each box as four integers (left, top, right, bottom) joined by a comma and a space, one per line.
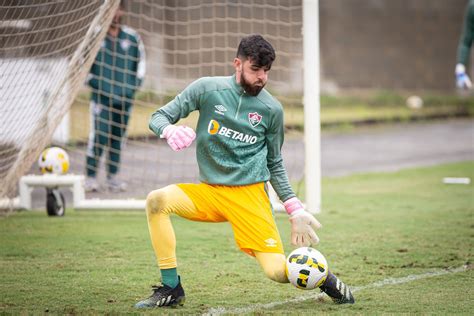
248, 112, 262, 127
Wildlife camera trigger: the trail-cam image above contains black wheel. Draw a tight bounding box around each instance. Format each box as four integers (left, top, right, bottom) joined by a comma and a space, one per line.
46, 188, 66, 216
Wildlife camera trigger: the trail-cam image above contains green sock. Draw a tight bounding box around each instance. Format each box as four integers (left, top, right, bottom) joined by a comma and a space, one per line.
161, 268, 179, 288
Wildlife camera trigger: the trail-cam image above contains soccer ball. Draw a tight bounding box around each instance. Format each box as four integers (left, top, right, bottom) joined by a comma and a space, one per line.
406, 95, 423, 109
286, 247, 328, 290
38, 147, 70, 175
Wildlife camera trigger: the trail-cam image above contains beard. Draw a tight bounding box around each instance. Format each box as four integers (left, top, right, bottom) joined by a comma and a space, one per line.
239, 71, 265, 96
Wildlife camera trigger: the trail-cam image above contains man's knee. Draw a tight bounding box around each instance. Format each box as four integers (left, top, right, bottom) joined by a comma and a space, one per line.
146, 186, 173, 215
262, 264, 288, 283
255, 252, 289, 284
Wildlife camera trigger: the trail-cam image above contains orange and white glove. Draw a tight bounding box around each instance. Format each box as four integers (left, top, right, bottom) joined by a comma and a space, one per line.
284, 197, 321, 247
161, 125, 196, 151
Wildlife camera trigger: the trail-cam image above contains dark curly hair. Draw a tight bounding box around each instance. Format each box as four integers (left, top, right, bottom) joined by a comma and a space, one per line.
236, 34, 276, 69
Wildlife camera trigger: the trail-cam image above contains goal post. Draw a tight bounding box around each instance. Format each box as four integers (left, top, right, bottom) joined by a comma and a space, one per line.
303, 0, 321, 213
1, 0, 321, 212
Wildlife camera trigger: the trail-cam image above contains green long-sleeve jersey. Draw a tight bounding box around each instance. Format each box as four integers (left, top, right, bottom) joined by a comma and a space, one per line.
149, 75, 296, 202
87, 26, 146, 105
457, 0, 474, 65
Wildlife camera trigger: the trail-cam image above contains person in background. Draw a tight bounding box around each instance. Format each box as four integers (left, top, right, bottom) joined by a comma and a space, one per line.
85, 1, 146, 192
456, 0, 474, 89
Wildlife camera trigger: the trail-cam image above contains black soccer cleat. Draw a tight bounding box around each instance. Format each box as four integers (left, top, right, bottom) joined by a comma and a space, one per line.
134, 279, 185, 308
319, 271, 355, 304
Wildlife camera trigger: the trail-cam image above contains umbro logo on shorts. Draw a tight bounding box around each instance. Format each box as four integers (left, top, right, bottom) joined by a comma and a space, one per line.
265, 238, 277, 247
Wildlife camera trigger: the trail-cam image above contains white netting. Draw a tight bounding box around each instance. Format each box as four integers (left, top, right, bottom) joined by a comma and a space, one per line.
0, 0, 119, 199
1, 0, 305, 202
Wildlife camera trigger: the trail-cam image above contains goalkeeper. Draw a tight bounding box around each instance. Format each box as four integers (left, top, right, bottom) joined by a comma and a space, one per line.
135, 34, 354, 308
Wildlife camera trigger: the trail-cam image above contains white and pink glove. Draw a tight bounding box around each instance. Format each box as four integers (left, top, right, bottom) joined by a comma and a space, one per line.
456, 63, 472, 89
284, 197, 322, 247
161, 125, 196, 151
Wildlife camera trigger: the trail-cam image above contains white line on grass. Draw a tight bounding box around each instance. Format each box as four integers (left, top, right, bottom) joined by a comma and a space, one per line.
203, 265, 468, 316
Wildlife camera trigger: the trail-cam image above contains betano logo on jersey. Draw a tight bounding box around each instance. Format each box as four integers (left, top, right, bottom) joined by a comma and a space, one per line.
207, 120, 257, 144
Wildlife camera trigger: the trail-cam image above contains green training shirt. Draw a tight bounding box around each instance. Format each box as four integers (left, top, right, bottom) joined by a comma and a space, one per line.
87, 26, 146, 105
457, 0, 474, 65
149, 75, 296, 202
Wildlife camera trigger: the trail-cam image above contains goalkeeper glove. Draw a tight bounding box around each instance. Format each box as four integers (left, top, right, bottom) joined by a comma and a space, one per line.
455, 63, 472, 89
161, 125, 196, 151
284, 197, 321, 247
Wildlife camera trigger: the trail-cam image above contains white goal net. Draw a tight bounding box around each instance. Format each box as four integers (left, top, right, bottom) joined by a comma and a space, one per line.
1, 0, 308, 208
0, 0, 120, 201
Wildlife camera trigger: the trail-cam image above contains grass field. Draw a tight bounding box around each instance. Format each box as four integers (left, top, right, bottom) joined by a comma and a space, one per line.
1, 161, 473, 314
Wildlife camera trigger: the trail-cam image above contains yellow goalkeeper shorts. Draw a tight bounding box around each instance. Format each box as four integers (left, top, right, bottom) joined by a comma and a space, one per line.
176, 182, 284, 256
